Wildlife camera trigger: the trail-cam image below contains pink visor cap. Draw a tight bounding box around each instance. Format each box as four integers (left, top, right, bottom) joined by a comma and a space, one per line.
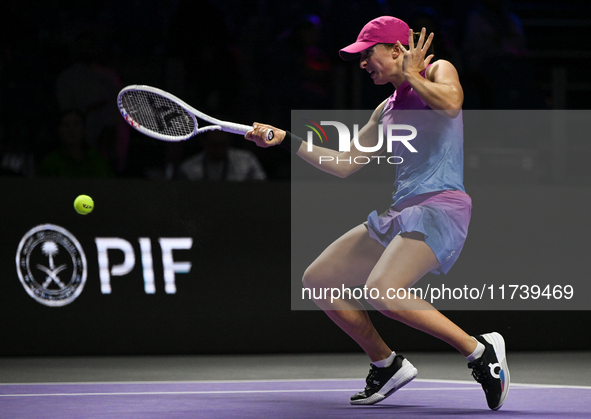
339, 16, 410, 61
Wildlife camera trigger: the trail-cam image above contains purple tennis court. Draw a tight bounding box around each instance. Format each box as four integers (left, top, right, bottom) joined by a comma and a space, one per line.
2, 377, 590, 418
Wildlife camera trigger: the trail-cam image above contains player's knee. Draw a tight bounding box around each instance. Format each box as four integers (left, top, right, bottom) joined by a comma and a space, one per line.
365, 294, 406, 316
364, 277, 403, 312
364, 290, 388, 311
302, 262, 334, 289
365, 277, 422, 314
302, 265, 321, 289
362, 278, 381, 306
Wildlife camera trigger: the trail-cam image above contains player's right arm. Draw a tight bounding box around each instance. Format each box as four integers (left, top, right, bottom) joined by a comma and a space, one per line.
246, 99, 388, 178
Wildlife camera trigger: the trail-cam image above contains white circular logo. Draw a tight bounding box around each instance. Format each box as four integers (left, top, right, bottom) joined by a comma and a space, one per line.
15, 224, 87, 307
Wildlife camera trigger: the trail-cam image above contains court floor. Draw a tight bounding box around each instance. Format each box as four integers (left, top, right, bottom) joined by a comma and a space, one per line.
1, 352, 590, 418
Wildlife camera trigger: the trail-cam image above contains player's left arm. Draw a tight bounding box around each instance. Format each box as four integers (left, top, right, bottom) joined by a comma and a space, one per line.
397, 28, 464, 118
405, 60, 464, 118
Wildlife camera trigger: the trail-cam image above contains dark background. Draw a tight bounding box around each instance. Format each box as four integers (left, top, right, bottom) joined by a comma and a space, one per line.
1, 0, 591, 356
2, 0, 591, 180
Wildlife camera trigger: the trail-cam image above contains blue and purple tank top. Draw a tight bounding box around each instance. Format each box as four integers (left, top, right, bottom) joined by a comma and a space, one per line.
379, 66, 465, 206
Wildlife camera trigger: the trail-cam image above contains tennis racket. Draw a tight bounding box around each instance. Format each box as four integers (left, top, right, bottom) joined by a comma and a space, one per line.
117, 85, 273, 142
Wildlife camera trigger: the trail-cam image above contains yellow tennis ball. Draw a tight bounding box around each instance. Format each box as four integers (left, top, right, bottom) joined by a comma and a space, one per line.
74, 195, 94, 215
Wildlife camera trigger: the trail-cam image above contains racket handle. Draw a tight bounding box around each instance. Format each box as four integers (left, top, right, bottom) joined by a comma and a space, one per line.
221, 122, 273, 142
221, 122, 256, 136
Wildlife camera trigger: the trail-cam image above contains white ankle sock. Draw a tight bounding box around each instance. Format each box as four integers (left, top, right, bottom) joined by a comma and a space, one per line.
466, 338, 485, 362
372, 351, 396, 368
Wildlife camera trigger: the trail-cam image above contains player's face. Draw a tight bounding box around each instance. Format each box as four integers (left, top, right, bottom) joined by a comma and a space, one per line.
359, 44, 396, 85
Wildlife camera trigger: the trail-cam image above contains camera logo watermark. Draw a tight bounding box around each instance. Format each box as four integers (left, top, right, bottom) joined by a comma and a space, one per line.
302, 120, 329, 144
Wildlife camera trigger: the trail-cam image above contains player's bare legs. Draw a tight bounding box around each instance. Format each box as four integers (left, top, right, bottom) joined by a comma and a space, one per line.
303, 226, 477, 358
364, 231, 477, 356
303, 225, 393, 361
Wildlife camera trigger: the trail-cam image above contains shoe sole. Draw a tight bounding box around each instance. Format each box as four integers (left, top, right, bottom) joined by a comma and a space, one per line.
350, 359, 418, 405
482, 332, 510, 410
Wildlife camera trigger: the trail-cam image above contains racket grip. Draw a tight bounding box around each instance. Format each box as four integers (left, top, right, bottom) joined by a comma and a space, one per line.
221, 122, 273, 142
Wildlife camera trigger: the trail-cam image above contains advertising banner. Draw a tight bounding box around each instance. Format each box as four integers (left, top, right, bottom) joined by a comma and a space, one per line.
1, 178, 290, 356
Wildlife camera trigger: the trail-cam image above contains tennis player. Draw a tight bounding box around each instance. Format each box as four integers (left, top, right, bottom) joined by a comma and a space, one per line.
246, 16, 509, 410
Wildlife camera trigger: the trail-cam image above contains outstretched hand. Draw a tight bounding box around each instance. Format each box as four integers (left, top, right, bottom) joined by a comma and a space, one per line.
245, 123, 285, 148
396, 27, 435, 76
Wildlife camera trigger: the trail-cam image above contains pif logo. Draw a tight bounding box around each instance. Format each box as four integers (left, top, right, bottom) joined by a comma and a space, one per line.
302, 121, 417, 165
16, 224, 194, 307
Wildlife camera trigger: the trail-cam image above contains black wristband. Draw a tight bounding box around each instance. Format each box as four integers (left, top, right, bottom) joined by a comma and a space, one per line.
279, 131, 303, 153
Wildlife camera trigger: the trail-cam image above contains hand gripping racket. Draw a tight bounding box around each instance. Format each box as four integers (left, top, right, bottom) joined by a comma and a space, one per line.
117, 85, 273, 142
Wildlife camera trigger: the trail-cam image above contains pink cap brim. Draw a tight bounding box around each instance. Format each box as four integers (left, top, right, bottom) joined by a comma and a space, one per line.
339, 40, 378, 61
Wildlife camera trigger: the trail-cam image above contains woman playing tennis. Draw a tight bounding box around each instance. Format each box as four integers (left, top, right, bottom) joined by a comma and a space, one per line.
246, 16, 509, 411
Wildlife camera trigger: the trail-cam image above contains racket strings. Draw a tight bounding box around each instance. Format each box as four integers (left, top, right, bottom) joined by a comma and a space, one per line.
120, 91, 196, 137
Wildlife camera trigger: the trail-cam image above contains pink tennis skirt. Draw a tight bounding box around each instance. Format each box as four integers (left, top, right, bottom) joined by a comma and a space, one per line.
365, 190, 472, 275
